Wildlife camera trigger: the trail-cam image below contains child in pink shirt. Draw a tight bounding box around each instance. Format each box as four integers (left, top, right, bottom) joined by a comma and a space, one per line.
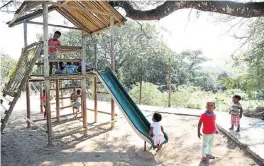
49, 31, 64, 74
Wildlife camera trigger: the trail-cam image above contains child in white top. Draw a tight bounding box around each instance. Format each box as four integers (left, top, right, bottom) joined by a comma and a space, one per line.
149, 113, 165, 152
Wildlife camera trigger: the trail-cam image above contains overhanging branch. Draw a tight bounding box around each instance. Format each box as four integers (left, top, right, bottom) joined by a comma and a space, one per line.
110, 1, 264, 20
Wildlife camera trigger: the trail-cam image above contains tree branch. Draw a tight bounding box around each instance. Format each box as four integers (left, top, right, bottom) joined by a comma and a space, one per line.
110, 1, 264, 20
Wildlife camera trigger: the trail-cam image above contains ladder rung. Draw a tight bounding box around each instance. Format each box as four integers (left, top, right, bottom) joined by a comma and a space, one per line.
4, 110, 9, 114
97, 82, 102, 84
0, 104, 8, 112
1, 119, 4, 123
97, 91, 109, 94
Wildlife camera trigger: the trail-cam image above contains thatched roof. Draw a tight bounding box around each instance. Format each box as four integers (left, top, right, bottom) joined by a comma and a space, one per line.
7, 1, 126, 35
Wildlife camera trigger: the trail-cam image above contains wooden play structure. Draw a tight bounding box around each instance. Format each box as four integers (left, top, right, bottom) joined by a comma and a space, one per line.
0, 1, 126, 145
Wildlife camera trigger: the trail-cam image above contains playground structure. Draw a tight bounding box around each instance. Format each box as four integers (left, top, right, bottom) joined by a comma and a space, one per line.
0, 1, 168, 148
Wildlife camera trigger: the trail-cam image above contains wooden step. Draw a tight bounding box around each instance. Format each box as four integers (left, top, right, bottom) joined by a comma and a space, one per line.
0, 97, 12, 105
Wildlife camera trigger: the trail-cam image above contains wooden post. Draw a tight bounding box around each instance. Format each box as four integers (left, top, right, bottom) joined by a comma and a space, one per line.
26, 80, 30, 128
139, 75, 142, 104
55, 79, 60, 121
23, 21, 27, 48
94, 43, 98, 123
60, 80, 64, 107
110, 12, 115, 128
144, 141, 147, 151
43, 2, 53, 145
40, 83, 43, 113
168, 57, 172, 107
94, 77, 98, 122
81, 31, 87, 136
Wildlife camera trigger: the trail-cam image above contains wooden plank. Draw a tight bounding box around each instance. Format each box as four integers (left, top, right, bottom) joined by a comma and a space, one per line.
87, 108, 117, 116
8, 4, 27, 26
26, 80, 30, 128
40, 83, 43, 113
56, 79, 60, 122
43, 2, 53, 145
0, 96, 12, 105
81, 31, 87, 136
97, 91, 109, 94
60, 80, 64, 107
27, 21, 80, 30
49, 58, 81, 63
33, 112, 77, 122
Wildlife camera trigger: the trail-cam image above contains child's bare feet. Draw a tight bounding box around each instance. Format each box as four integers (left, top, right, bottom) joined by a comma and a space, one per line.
201, 157, 209, 164
156, 144, 162, 152
229, 127, 234, 130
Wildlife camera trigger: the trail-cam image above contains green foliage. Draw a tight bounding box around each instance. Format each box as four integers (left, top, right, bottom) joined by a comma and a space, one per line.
130, 82, 166, 106
0, 53, 16, 89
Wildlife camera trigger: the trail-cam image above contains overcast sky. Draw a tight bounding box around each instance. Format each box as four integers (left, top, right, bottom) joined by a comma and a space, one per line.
0, 7, 251, 71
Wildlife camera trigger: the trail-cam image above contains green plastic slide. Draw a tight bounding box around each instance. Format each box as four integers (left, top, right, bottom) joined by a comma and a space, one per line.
95, 67, 168, 147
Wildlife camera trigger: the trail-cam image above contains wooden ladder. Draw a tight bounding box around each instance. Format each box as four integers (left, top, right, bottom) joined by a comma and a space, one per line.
1, 42, 43, 133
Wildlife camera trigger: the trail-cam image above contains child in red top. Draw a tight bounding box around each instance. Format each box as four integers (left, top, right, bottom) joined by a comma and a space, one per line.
198, 102, 218, 164
48, 31, 64, 74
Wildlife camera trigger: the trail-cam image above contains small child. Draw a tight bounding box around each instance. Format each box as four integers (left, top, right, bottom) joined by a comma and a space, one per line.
48, 31, 64, 74
149, 113, 165, 152
229, 95, 243, 132
42, 90, 46, 118
71, 89, 81, 114
198, 102, 218, 163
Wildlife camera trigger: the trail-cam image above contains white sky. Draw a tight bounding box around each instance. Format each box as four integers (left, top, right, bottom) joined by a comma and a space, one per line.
0, 8, 250, 71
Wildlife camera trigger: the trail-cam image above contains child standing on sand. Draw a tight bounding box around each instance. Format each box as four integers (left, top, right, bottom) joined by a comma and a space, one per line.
229, 95, 243, 132
71, 89, 81, 114
149, 113, 165, 152
198, 102, 218, 163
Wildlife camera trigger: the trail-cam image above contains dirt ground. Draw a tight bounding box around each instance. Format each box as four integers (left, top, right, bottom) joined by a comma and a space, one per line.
1, 96, 260, 166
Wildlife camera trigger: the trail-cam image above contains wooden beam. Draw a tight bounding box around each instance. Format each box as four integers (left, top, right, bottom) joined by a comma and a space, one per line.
8, 4, 27, 26
43, 2, 53, 145
88, 120, 116, 130
60, 80, 64, 107
26, 80, 30, 128
8, 6, 56, 27
33, 112, 77, 122
49, 58, 81, 63
110, 13, 115, 128
56, 79, 60, 122
81, 31, 87, 136
87, 108, 117, 116
27, 21, 80, 30
40, 83, 43, 113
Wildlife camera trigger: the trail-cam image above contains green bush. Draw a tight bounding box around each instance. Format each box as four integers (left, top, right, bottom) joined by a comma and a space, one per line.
128, 82, 261, 111
130, 82, 166, 106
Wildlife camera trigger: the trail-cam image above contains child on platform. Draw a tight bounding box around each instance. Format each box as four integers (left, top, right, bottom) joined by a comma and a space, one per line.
229, 95, 243, 132
48, 31, 64, 74
149, 113, 165, 152
198, 102, 218, 164
42, 90, 46, 118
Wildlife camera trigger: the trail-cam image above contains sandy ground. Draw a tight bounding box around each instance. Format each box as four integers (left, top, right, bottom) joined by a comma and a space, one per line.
1, 95, 260, 166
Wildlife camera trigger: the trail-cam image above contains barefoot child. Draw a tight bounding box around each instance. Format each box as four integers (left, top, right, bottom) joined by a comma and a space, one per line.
229, 95, 243, 132
71, 89, 81, 114
42, 90, 46, 118
149, 113, 165, 152
198, 102, 218, 163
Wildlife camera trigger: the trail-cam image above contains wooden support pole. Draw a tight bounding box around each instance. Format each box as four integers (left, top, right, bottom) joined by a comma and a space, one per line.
26, 80, 30, 128
43, 2, 53, 145
94, 43, 98, 123
27, 21, 80, 30
168, 57, 172, 107
40, 83, 43, 113
144, 141, 147, 151
60, 80, 64, 107
110, 12, 115, 128
23, 21, 27, 48
94, 77, 98, 123
139, 75, 142, 104
81, 31, 87, 136
55, 79, 60, 121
